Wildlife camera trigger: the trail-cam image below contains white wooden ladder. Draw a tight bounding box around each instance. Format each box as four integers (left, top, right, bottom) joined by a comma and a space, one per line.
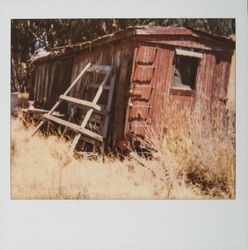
32, 63, 114, 154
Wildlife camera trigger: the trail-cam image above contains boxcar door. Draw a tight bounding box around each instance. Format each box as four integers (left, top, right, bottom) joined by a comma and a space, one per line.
125, 45, 158, 146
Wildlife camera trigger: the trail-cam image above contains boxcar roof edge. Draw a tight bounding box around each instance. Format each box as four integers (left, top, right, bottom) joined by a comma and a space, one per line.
30, 25, 235, 65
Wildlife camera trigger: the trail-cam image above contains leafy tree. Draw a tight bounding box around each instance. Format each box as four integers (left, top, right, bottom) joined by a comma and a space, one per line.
11, 18, 235, 91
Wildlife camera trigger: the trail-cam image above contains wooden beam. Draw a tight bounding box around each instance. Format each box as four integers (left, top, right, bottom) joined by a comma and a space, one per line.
175, 48, 203, 58
44, 114, 81, 131
102, 69, 116, 138
44, 114, 103, 142
87, 65, 112, 73
88, 84, 111, 90
60, 95, 101, 110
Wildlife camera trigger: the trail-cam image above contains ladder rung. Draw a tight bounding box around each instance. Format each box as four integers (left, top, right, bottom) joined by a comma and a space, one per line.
88, 84, 111, 90
44, 114, 103, 142
87, 65, 112, 73
44, 114, 81, 130
61, 95, 108, 115
60, 95, 101, 110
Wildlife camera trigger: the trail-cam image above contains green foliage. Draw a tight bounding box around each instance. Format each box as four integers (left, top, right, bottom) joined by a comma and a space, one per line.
11, 18, 235, 90
11, 18, 235, 59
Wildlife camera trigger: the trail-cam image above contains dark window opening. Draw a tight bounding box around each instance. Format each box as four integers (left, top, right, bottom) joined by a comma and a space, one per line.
172, 53, 200, 91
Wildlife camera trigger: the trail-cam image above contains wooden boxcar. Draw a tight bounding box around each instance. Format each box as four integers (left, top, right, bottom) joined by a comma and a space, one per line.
29, 26, 235, 148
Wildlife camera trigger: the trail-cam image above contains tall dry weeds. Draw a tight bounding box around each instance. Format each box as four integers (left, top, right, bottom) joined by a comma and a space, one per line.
11, 116, 167, 199
11, 102, 235, 199
158, 102, 235, 199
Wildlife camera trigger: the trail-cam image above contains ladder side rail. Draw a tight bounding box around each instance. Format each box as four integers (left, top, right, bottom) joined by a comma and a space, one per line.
102, 69, 115, 138
92, 67, 112, 104
80, 67, 112, 130
63, 63, 91, 96
69, 66, 112, 154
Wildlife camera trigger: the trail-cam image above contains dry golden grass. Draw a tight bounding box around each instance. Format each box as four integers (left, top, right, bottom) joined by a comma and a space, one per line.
11, 118, 168, 199
11, 104, 235, 199
161, 107, 235, 199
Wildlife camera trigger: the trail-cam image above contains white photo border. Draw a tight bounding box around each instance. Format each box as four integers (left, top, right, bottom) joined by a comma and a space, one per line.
0, 0, 247, 249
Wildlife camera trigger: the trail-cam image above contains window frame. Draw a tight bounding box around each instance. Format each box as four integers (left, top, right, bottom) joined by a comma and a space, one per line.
170, 48, 202, 96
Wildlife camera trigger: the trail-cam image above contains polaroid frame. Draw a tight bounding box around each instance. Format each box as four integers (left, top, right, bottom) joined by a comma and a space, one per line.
0, 0, 247, 249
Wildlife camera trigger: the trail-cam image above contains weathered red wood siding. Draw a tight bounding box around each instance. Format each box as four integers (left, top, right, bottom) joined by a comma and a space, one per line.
210, 54, 232, 128
125, 45, 175, 142
126, 42, 233, 142
30, 26, 234, 146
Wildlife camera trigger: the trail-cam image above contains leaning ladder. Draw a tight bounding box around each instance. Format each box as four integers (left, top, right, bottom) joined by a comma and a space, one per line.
32, 63, 114, 154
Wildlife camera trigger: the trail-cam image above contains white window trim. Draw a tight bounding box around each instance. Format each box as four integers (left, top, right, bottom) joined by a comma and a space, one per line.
175, 48, 203, 59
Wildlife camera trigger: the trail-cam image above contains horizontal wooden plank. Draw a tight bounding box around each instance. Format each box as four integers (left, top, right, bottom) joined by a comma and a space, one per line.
136, 27, 193, 36
170, 88, 196, 96
44, 114, 103, 142
175, 48, 203, 58
87, 65, 112, 73
60, 95, 101, 110
129, 103, 152, 108
21, 108, 65, 117
135, 63, 155, 68
88, 84, 111, 90
130, 84, 155, 88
